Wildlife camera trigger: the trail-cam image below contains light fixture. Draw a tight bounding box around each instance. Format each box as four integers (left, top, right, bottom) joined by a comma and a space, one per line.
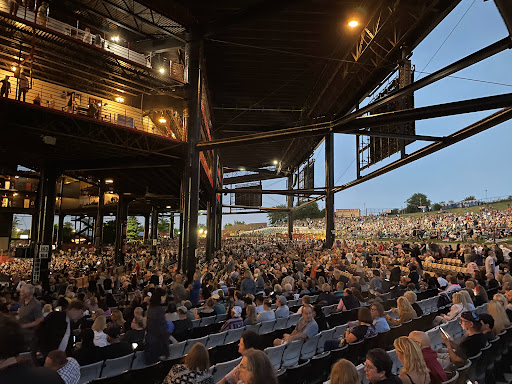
105, 178, 114, 184
166, 205, 171, 209
239, 167, 245, 171
273, 160, 278, 165
111, 36, 120, 43
159, 67, 165, 74
97, 103, 102, 107
13, 193, 18, 196
11, 65, 17, 72
158, 113, 167, 124
348, 20, 359, 28
115, 96, 125, 103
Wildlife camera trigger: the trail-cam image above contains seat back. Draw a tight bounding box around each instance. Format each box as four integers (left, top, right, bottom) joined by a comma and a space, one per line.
130, 350, 147, 370
442, 370, 459, 384
184, 336, 209, 354
301, 334, 320, 359
287, 313, 301, 328
333, 324, 348, 339
168, 341, 187, 360
264, 344, 286, 370
79, 361, 104, 384
285, 359, 310, 384
225, 327, 245, 343
317, 329, 335, 353
346, 339, 365, 365
206, 331, 227, 349
281, 340, 304, 367
274, 317, 288, 330
215, 313, 228, 322
212, 356, 242, 383
245, 323, 261, 334
100, 354, 134, 378
309, 351, 331, 384
199, 316, 216, 327
259, 320, 276, 335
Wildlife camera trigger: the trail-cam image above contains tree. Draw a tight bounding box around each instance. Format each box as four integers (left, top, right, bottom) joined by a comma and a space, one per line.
53, 222, 74, 243
432, 203, 442, 211
464, 196, 476, 201
158, 217, 170, 233
11, 216, 20, 233
103, 220, 116, 244
405, 193, 431, 213
294, 201, 324, 220
233, 220, 246, 226
267, 204, 288, 225
127, 216, 143, 240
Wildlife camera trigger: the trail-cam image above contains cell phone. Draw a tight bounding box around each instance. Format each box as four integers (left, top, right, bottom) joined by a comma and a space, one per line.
466, 381, 473, 384
132, 343, 138, 350
440, 328, 450, 338
73, 336, 76, 343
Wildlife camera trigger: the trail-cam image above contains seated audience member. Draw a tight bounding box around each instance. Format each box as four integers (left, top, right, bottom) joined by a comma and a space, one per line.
163, 343, 214, 384
172, 306, 193, 342
197, 298, 216, 318
478, 313, 498, 342
487, 299, 510, 334
317, 283, 337, 305
102, 326, 133, 359
370, 302, 390, 334
403, 291, 423, 317
108, 310, 126, 333
473, 284, 488, 307
220, 306, 244, 331
275, 296, 290, 318
493, 293, 512, 321
458, 290, 475, 311
211, 293, 226, 315
439, 311, 487, 365
274, 305, 318, 346
337, 288, 360, 311
433, 292, 466, 326
238, 348, 278, 384
254, 296, 264, 314
0, 314, 63, 384
257, 299, 276, 322
74, 329, 105, 366
297, 295, 312, 314
244, 305, 258, 326
313, 304, 328, 332
92, 315, 109, 347
364, 348, 403, 384
218, 331, 261, 384
325, 307, 377, 351
408, 331, 448, 384
330, 358, 361, 384
386, 297, 417, 326
121, 315, 145, 344
394, 337, 430, 384
45, 350, 80, 384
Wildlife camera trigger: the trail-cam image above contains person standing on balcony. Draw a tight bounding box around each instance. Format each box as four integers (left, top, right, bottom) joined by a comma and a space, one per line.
17, 72, 29, 102
0, 76, 10, 98
9, 0, 22, 16
83, 28, 92, 44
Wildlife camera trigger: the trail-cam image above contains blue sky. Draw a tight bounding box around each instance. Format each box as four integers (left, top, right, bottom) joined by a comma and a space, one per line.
214, 0, 512, 226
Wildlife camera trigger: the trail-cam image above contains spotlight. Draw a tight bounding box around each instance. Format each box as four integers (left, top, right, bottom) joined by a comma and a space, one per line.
348, 20, 359, 28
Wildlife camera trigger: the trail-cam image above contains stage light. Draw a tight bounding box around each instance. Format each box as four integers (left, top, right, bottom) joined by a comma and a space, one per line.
166, 205, 171, 209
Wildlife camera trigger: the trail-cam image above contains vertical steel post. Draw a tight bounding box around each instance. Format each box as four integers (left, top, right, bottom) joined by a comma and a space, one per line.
169, 213, 174, 239
143, 214, 150, 243
287, 174, 293, 240
206, 151, 217, 260
114, 193, 127, 266
325, 134, 335, 248
150, 206, 158, 257
94, 184, 104, 253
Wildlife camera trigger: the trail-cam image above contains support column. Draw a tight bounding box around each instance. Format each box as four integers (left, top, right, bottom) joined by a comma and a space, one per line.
56, 214, 65, 249
150, 206, 158, 257
182, 28, 202, 282
215, 167, 223, 251
287, 174, 293, 241
143, 214, 150, 243
178, 211, 183, 271
206, 152, 218, 260
94, 184, 104, 253
0, 213, 13, 252
114, 193, 128, 266
32, 166, 58, 289
325, 133, 335, 249
169, 213, 174, 239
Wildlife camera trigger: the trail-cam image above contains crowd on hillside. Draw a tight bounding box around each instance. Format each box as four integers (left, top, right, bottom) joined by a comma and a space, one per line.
288, 208, 512, 241
1, 234, 512, 384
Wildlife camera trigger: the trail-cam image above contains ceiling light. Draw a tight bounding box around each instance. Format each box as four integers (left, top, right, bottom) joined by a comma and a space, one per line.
105, 179, 114, 184
97, 103, 102, 107
158, 113, 167, 124
115, 96, 125, 103
159, 67, 165, 74
273, 160, 278, 165
348, 20, 359, 28
111, 36, 120, 43
11, 65, 17, 72
166, 205, 171, 209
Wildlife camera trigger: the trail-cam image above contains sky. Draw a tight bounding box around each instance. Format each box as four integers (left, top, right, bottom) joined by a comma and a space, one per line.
214, 0, 512, 226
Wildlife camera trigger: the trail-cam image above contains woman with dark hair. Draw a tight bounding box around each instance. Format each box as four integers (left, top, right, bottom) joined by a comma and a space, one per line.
474, 284, 489, 306
73, 328, 105, 366
239, 348, 278, 384
364, 348, 402, 384
313, 304, 328, 332
105, 293, 117, 308
336, 289, 360, 311
218, 331, 261, 384
325, 307, 377, 351
163, 343, 213, 384
144, 289, 170, 364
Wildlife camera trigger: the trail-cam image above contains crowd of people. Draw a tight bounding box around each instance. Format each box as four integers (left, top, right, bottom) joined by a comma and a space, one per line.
0, 227, 512, 383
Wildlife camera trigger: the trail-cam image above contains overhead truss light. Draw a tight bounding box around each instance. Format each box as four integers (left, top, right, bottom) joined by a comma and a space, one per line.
348, 20, 359, 28
105, 178, 114, 184
115, 96, 125, 103
159, 67, 165, 74
111, 36, 120, 43
158, 113, 167, 124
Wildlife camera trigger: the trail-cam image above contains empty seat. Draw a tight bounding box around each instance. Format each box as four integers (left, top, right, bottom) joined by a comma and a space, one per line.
100, 354, 133, 378
212, 356, 242, 383
225, 327, 245, 343
130, 350, 147, 370
168, 341, 187, 360
301, 334, 320, 360
206, 331, 227, 349
317, 329, 335, 353
79, 361, 104, 384
191, 319, 200, 328
245, 323, 261, 334
259, 320, 276, 335
287, 313, 301, 328
281, 340, 304, 367
184, 336, 209, 354
264, 344, 286, 370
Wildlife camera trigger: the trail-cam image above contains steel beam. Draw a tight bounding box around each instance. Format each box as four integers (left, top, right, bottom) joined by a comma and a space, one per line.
287, 174, 293, 241
325, 134, 334, 249
495, 0, 512, 37
219, 188, 326, 195
222, 204, 290, 212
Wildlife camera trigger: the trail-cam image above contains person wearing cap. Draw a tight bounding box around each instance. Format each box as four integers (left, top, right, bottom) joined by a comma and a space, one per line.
102, 326, 133, 359
220, 306, 244, 332
212, 293, 226, 315
275, 296, 290, 318
172, 306, 193, 342
439, 311, 487, 364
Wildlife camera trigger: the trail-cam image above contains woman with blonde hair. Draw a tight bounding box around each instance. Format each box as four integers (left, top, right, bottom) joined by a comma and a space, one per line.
244, 305, 258, 326
92, 315, 109, 347
458, 290, 475, 311
386, 297, 417, 326
493, 293, 508, 308
394, 337, 430, 384
487, 300, 511, 334
109, 309, 126, 332
330, 358, 361, 384
433, 292, 465, 326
